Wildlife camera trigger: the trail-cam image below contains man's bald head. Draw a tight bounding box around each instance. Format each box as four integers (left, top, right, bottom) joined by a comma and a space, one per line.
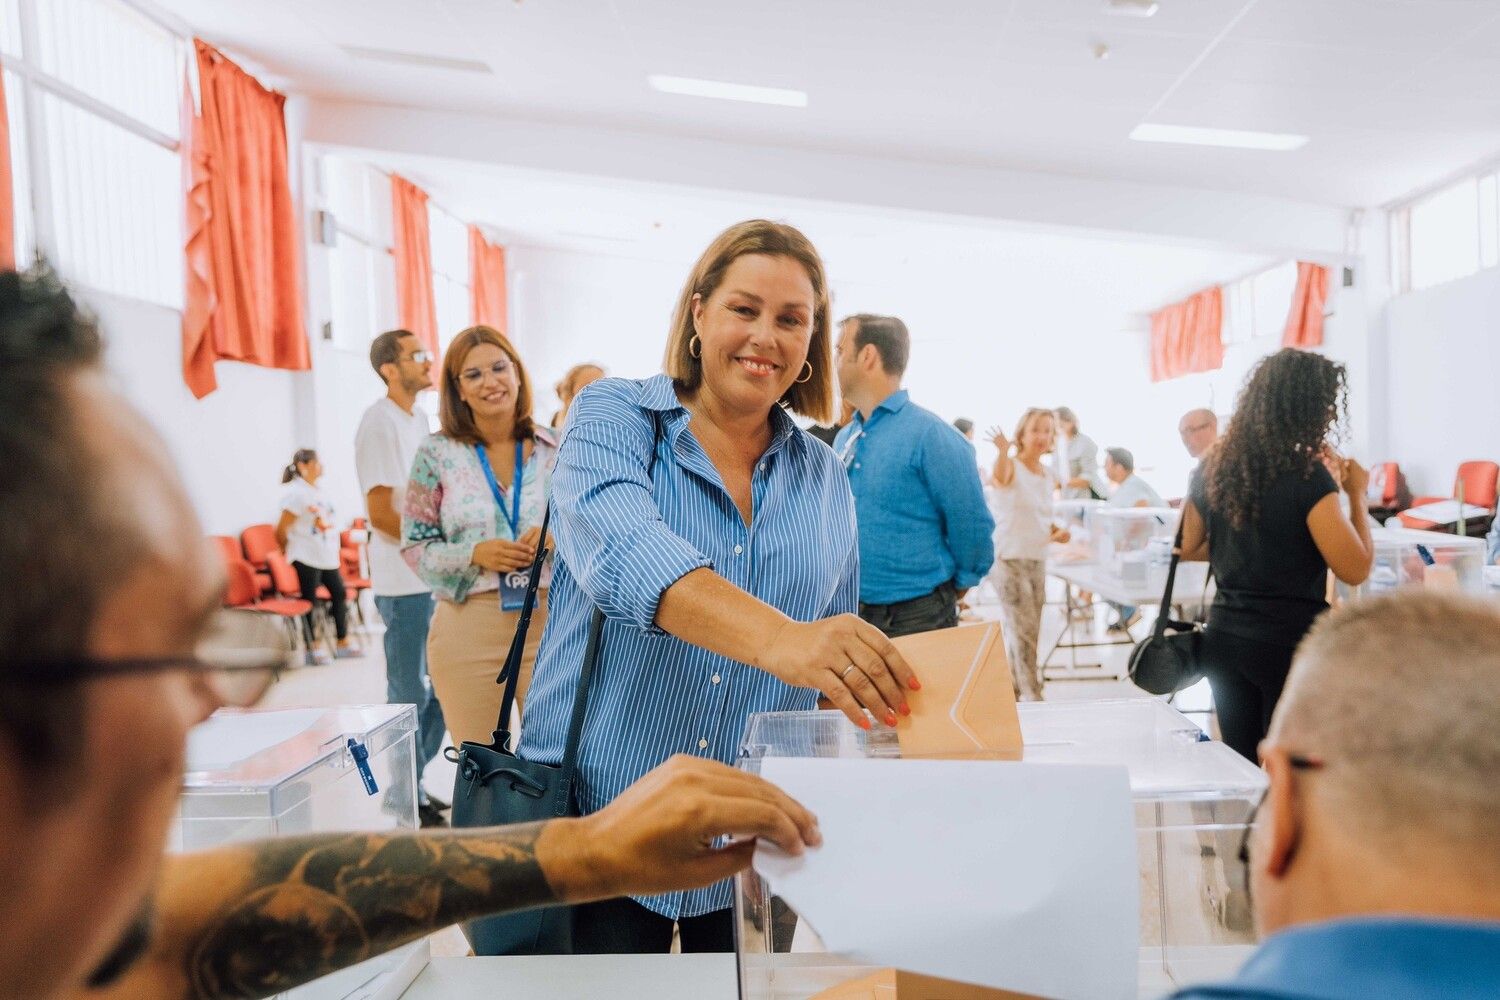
1270, 592, 1500, 872
1178, 408, 1218, 459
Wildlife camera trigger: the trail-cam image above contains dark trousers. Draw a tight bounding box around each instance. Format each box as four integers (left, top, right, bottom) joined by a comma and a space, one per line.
858, 582, 959, 639
1199, 629, 1298, 762
292, 561, 348, 641
571, 896, 734, 954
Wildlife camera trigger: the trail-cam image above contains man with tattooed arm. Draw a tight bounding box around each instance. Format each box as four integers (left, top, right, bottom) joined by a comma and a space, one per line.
0, 267, 820, 1000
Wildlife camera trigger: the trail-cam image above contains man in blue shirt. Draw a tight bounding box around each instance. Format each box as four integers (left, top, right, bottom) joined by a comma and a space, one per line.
833, 314, 994, 637
1174, 590, 1500, 1000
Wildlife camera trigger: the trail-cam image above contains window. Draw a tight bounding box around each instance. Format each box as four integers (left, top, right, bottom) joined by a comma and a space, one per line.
323, 156, 398, 352
1394, 167, 1500, 294
429, 204, 470, 356
1, 0, 185, 308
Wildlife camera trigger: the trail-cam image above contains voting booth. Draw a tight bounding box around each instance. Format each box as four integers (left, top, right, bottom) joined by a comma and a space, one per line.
734, 626, 1264, 1000
175, 705, 427, 1000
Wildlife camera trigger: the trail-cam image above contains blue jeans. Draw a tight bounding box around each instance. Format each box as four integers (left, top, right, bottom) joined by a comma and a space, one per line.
375, 593, 446, 790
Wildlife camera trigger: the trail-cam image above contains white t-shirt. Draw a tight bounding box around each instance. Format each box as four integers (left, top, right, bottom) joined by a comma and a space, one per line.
989, 461, 1056, 561
354, 397, 432, 596
279, 477, 341, 570
1108, 474, 1164, 509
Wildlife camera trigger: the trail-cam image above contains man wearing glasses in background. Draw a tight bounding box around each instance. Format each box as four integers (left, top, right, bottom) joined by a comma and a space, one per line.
356, 328, 448, 827
1171, 590, 1500, 999
0, 268, 822, 1000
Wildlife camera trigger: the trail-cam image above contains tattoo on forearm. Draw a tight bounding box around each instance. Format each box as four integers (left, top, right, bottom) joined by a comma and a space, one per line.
186, 824, 555, 1000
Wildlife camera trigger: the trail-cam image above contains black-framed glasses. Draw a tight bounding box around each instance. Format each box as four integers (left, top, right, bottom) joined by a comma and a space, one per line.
1236, 753, 1323, 896
458, 360, 512, 385
2, 609, 295, 708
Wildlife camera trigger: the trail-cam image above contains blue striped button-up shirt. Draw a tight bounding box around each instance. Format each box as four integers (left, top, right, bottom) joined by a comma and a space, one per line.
518, 374, 858, 919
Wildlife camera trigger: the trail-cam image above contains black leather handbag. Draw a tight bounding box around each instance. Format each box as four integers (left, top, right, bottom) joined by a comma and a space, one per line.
1127, 518, 1207, 696
446, 505, 606, 955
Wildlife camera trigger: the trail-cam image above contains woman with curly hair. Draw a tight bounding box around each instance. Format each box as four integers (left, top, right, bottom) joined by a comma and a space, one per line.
1180, 348, 1374, 760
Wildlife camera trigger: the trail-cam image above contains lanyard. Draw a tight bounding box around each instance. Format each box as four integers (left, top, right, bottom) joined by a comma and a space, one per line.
475, 439, 525, 539
837, 425, 864, 469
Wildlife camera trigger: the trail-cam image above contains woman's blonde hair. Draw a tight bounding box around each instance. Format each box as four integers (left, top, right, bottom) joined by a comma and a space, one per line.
1013, 407, 1055, 454
439, 325, 535, 446
662, 220, 834, 423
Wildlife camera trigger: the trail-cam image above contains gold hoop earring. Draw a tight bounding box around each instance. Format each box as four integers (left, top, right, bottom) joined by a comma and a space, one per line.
795, 361, 813, 384
689, 335, 702, 359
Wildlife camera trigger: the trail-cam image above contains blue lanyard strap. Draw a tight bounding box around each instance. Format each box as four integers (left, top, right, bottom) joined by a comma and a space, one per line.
475, 439, 525, 539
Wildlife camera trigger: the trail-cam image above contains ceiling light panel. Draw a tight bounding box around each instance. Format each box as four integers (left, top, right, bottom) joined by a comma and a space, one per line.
647, 74, 808, 108
1129, 123, 1309, 151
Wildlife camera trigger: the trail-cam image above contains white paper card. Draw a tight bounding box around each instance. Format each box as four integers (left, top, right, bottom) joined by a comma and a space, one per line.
754, 758, 1138, 1000
1402, 500, 1491, 524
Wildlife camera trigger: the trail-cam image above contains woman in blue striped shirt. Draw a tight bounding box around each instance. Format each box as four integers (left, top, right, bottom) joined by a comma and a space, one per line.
520, 220, 921, 953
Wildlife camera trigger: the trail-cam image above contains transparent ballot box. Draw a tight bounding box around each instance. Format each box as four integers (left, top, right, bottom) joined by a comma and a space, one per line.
174, 705, 425, 1000
1092, 506, 1178, 587
735, 699, 1265, 999
1053, 498, 1104, 540
1343, 527, 1487, 599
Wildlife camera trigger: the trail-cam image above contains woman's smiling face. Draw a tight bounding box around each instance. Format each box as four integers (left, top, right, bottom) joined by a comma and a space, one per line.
690, 253, 815, 416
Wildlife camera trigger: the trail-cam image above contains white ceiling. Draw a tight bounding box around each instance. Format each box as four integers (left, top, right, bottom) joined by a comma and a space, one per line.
154, 0, 1500, 208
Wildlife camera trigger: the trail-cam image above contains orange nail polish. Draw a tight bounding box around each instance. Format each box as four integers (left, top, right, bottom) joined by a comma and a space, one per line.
899, 702, 911, 716
858, 717, 872, 730
908, 677, 922, 691
884, 712, 898, 728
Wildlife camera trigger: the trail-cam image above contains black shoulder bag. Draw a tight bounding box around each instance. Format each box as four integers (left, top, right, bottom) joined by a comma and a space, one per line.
447, 504, 606, 955
1127, 516, 1207, 696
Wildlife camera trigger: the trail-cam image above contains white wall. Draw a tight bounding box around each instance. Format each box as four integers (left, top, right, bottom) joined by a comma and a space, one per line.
1383, 266, 1500, 497
87, 288, 304, 537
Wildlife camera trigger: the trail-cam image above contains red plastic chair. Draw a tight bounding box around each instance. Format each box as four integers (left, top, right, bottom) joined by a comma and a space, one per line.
1399, 461, 1499, 531
209, 535, 241, 568
240, 523, 279, 594
266, 550, 335, 654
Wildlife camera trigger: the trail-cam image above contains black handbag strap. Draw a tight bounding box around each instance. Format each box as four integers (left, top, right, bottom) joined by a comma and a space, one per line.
554, 607, 606, 815
491, 503, 554, 747
1149, 516, 1187, 639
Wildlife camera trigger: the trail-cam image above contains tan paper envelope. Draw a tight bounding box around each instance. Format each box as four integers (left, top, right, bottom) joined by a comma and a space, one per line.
893, 622, 1022, 759
811, 966, 1051, 1000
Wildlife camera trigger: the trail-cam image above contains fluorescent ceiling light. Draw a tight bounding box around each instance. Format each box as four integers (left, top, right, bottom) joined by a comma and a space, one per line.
1130, 123, 1308, 151
1105, 0, 1159, 17
648, 74, 807, 108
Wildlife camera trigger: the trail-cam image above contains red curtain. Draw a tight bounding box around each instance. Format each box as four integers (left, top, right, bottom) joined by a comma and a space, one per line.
181, 40, 310, 399
1282, 261, 1329, 348
0, 69, 14, 271
468, 224, 508, 332
391, 175, 439, 357
1150, 287, 1224, 383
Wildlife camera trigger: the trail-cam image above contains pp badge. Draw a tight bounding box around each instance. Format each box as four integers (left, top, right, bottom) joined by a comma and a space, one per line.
499, 570, 529, 611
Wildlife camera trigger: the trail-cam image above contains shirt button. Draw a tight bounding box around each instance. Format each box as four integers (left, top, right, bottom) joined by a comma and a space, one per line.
758, 463, 765, 472
733, 544, 743, 555
711, 673, 721, 684
698, 738, 709, 750
854, 462, 862, 469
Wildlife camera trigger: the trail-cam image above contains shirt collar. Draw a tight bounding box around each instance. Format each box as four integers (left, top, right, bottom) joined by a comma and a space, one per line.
1228, 917, 1500, 999
852, 389, 909, 429
643, 373, 799, 454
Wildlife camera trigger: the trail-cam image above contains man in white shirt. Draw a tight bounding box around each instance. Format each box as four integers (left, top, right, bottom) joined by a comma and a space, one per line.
1104, 447, 1164, 508
355, 329, 447, 824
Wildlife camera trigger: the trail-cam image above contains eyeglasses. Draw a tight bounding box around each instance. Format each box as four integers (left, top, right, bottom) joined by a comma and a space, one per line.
458, 360, 512, 386
405, 350, 433, 364
1236, 753, 1323, 898
2, 609, 295, 708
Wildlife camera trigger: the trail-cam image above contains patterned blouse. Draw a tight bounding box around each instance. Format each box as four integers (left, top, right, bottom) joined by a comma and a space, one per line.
401, 427, 560, 603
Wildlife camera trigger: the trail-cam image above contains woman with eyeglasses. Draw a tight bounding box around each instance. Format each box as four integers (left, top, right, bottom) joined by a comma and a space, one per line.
275, 448, 356, 664
402, 326, 559, 748
517, 220, 919, 954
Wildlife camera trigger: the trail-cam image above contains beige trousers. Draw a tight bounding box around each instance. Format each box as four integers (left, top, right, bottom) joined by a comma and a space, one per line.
427, 590, 548, 749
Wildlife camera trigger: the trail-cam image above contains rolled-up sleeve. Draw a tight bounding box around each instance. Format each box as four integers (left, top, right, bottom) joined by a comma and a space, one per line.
922, 428, 996, 589
552, 386, 712, 631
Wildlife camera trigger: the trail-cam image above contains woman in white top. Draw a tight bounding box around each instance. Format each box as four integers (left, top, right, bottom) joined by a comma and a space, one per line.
276, 449, 355, 662
987, 408, 1067, 701
1055, 406, 1106, 500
